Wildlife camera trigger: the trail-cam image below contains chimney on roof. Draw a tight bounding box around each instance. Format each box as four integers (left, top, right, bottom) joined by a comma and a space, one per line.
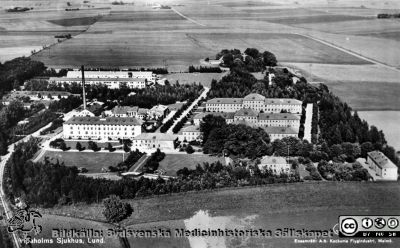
81, 65, 86, 110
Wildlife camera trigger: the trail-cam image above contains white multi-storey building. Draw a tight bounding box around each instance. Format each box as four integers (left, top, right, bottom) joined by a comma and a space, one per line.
194, 111, 300, 129
63, 116, 142, 140
132, 133, 177, 151
258, 156, 291, 175
367, 151, 398, 181
65, 70, 157, 83
206, 93, 302, 114
49, 70, 157, 89
104, 106, 149, 119
178, 125, 202, 142
49, 77, 147, 89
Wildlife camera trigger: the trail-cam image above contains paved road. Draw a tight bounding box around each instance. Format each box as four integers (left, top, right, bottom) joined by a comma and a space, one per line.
167, 87, 209, 134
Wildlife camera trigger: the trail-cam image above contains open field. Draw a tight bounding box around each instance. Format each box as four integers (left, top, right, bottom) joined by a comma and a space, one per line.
296, 19, 400, 35
31, 31, 369, 69
158, 154, 225, 176
41, 151, 127, 172
163, 72, 226, 87
326, 81, 400, 111
358, 111, 400, 150
31, 214, 122, 248
285, 63, 400, 83
41, 182, 400, 247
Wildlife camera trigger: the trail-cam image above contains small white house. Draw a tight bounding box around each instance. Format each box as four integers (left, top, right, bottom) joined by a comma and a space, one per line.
179, 125, 202, 142
367, 151, 398, 181
258, 156, 291, 175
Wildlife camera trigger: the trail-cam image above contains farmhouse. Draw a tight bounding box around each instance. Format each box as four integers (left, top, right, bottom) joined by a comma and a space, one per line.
63, 116, 142, 140
367, 151, 398, 181
258, 156, 291, 175
132, 133, 177, 151
206, 93, 302, 114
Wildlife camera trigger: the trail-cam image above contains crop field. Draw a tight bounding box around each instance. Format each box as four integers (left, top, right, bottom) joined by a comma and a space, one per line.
42, 182, 400, 247
32, 214, 122, 248
358, 111, 400, 150
326, 81, 400, 111
48, 16, 103, 27
40, 151, 127, 172
296, 19, 400, 35
158, 154, 225, 176
188, 33, 369, 64
285, 63, 400, 83
361, 31, 400, 42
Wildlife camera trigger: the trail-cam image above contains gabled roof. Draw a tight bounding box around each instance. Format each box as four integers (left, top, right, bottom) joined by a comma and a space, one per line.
207, 98, 243, 104
234, 108, 258, 117
264, 98, 302, 105
260, 156, 288, 165
263, 126, 298, 134
243, 93, 265, 101
113, 106, 139, 115
193, 112, 235, 120
368, 151, 397, 169
258, 113, 300, 120
65, 116, 142, 126
181, 125, 201, 133
133, 133, 177, 141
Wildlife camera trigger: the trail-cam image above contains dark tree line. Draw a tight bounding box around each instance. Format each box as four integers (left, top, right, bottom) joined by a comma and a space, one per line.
188, 66, 222, 73
0, 57, 46, 91
4, 138, 299, 207
216, 48, 277, 72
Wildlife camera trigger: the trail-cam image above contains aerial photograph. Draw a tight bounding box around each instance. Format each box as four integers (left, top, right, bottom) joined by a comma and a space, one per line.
0, 0, 399, 247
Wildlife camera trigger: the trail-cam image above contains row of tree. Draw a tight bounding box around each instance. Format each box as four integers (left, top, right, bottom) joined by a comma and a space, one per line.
188, 65, 222, 73
216, 48, 277, 72
4, 138, 300, 207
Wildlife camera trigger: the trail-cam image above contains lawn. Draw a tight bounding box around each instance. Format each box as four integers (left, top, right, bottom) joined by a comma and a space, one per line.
42, 182, 400, 247
158, 154, 225, 176
41, 151, 127, 172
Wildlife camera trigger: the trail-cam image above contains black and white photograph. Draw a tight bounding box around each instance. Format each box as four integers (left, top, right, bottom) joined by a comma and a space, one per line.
0, 0, 399, 247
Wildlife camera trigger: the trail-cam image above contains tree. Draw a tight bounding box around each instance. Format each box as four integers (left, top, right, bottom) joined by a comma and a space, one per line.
76, 142, 83, 151
123, 143, 130, 152
102, 195, 133, 223
60, 141, 68, 151
200, 115, 226, 143
88, 141, 99, 152
107, 143, 114, 152
262, 51, 277, 67
186, 145, 194, 154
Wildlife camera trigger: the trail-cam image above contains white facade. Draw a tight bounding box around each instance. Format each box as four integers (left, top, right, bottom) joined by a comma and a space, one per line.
63, 116, 142, 140
206, 93, 302, 114
179, 125, 202, 142
132, 133, 177, 151
258, 156, 291, 175
367, 151, 398, 181
66, 70, 156, 83
49, 77, 147, 89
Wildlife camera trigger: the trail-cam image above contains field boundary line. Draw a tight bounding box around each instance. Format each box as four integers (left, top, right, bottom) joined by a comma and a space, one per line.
295, 32, 400, 73
171, 8, 206, 27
